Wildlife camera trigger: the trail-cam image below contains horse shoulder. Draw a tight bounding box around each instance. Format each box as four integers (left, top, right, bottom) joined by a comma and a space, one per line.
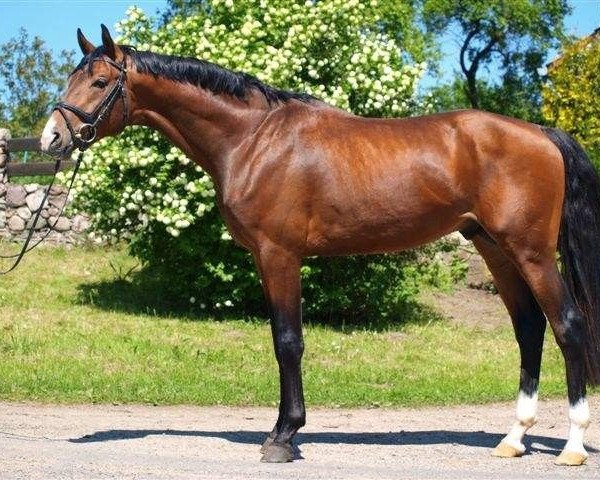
218, 102, 333, 252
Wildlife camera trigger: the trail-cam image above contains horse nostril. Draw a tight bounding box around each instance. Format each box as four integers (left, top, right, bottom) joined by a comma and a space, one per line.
50, 131, 61, 147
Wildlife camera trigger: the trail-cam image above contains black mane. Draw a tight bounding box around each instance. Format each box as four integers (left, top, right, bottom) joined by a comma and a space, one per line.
76, 46, 314, 106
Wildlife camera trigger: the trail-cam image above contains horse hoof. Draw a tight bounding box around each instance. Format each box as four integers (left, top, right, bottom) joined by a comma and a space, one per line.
555, 450, 588, 466
260, 441, 294, 463
260, 435, 275, 454
492, 441, 524, 458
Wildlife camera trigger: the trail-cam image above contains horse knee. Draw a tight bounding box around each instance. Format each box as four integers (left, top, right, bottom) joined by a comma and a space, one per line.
554, 302, 585, 354
275, 330, 304, 361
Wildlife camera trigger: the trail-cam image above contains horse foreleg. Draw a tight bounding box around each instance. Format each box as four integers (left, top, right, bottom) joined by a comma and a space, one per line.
254, 244, 305, 463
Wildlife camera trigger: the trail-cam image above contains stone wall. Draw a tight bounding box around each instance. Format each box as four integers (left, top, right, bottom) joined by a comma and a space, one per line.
0, 129, 90, 245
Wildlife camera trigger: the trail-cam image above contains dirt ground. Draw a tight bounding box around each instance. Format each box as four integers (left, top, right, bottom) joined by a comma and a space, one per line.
0, 399, 598, 480
421, 286, 509, 330
416, 241, 510, 330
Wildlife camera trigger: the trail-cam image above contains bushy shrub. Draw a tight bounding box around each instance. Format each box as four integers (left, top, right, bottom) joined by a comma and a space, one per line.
64, 1, 459, 321
300, 241, 466, 323
123, 227, 466, 323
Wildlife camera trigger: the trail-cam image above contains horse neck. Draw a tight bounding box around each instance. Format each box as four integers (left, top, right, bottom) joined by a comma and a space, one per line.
128, 72, 270, 187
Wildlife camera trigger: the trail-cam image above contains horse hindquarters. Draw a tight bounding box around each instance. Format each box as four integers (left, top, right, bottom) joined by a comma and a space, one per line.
474, 127, 600, 465
544, 127, 600, 387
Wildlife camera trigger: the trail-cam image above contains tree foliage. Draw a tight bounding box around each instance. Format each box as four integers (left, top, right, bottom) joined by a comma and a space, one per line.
542, 33, 600, 168
424, 0, 569, 121
63, 1, 459, 320
430, 73, 549, 122
0, 29, 74, 137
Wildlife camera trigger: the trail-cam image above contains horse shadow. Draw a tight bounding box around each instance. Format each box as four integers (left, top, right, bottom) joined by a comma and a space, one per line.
76, 275, 443, 331
68, 428, 598, 457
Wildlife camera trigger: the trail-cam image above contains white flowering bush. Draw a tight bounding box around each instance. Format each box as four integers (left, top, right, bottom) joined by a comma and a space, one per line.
73, 130, 216, 243
67, 0, 449, 318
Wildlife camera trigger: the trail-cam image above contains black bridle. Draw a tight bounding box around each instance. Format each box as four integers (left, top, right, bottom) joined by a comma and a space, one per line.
54, 56, 129, 151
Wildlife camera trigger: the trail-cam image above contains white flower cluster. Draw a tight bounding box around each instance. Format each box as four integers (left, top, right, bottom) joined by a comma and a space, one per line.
72, 0, 429, 245
62, 127, 215, 244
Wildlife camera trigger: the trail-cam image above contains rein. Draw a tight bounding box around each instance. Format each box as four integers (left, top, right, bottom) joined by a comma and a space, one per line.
0, 56, 128, 274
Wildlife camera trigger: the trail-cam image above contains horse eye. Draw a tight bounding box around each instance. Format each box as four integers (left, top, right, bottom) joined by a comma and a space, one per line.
92, 79, 108, 89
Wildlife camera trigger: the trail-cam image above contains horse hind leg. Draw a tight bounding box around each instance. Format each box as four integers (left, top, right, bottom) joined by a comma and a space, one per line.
521, 260, 589, 465
493, 237, 590, 466
471, 236, 546, 458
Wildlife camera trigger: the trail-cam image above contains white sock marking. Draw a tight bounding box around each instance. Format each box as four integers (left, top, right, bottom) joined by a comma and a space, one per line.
563, 398, 590, 456
501, 390, 538, 452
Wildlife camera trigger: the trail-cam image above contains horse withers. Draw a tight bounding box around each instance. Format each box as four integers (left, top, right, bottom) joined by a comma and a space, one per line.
40, 25, 600, 466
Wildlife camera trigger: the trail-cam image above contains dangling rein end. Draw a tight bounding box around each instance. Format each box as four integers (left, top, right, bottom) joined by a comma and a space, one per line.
0, 150, 83, 274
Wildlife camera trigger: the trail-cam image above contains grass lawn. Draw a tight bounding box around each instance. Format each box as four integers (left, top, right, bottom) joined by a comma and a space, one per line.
0, 243, 575, 407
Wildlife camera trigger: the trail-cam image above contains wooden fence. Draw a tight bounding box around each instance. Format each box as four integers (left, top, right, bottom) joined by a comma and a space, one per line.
0, 128, 90, 242
4, 136, 77, 177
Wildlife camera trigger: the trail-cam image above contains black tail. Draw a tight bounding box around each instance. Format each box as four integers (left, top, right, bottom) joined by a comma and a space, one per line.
543, 126, 600, 386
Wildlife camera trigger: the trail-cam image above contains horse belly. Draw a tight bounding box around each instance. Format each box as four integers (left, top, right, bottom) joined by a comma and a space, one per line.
304, 185, 466, 256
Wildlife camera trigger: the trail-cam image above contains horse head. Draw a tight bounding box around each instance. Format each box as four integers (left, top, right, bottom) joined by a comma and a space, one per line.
41, 25, 129, 156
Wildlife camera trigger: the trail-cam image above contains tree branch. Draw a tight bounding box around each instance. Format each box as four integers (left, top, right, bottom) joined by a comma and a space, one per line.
459, 27, 479, 76
470, 36, 500, 75
459, 25, 501, 110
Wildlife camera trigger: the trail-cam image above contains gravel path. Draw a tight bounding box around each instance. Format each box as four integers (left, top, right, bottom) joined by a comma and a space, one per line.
0, 398, 599, 479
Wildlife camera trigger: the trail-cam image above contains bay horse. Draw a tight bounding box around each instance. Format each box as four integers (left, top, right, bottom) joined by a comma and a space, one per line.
41, 26, 600, 466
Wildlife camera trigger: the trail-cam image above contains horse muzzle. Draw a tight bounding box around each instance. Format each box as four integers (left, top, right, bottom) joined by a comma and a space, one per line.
40, 114, 75, 158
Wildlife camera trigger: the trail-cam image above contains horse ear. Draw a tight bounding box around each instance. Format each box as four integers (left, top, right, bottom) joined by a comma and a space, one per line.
100, 24, 123, 61
77, 28, 95, 55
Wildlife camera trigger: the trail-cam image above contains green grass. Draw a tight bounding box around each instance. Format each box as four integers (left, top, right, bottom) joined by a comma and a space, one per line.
9, 175, 53, 185
0, 243, 576, 406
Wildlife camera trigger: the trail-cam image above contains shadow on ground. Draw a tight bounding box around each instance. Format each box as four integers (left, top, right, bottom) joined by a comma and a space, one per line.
76, 274, 444, 332
69, 428, 595, 457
